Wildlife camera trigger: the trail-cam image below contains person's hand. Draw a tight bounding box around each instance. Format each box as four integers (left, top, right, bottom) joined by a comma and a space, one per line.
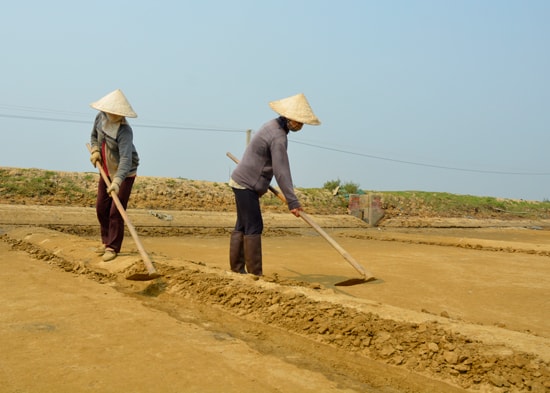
107, 178, 122, 195
290, 207, 303, 217
90, 149, 101, 167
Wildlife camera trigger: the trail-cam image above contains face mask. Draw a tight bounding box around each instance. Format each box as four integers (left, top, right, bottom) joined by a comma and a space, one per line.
101, 112, 123, 138
106, 113, 123, 123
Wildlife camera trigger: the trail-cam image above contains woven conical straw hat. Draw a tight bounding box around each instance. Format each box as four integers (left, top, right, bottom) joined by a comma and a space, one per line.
90, 89, 137, 118
269, 93, 320, 125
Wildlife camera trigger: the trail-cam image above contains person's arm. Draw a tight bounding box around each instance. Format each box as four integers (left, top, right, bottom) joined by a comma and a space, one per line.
89, 114, 101, 166
112, 125, 134, 182
271, 138, 301, 211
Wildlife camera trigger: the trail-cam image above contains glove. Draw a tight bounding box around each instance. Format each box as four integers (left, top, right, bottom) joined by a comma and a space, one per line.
90, 149, 101, 167
107, 177, 122, 195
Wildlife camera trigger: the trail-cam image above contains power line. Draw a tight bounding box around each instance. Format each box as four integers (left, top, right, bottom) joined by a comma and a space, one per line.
0, 104, 88, 117
292, 140, 550, 176
0, 113, 89, 125
134, 123, 243, 133
0, 113, 244, 133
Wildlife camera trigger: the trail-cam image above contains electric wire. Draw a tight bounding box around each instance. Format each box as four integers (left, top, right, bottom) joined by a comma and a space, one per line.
292, 140, 550, 176
0, 113, 243, 133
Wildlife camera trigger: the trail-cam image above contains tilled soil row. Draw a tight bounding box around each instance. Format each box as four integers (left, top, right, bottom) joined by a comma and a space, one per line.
346, 231, 550, 257
41, 225, 298, 238
2, 233, 549, 393
46, 223, 550, 257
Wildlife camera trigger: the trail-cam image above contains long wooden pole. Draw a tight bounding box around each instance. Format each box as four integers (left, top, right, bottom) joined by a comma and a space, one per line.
86, 144, 159, 279
226, 152, 374, 281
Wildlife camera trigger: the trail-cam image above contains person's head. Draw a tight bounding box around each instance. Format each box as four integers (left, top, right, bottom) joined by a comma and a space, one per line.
286, 119, 303, 132
90, 89, 138, 119
269, 93, 320, 131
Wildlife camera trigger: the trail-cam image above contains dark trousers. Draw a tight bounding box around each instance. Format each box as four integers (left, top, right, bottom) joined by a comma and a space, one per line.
231, 187, 263, 275
96, 176, 135, 253
232, 188, 263, 235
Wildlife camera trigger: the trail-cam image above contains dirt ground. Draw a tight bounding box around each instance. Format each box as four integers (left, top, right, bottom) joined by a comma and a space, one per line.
1, 202, 550, 393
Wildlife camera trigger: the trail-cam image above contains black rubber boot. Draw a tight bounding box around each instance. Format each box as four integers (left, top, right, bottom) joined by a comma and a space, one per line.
243, 234, 262, 276
229, 231, 246, 273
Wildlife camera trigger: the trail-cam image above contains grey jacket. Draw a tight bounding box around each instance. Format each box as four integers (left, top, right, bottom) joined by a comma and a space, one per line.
231, 118, 301, 210
90, 112, 139, 181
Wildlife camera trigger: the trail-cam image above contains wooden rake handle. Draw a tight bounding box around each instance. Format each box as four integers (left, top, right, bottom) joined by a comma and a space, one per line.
86, 143, 158, 275
226, 152, 374, 280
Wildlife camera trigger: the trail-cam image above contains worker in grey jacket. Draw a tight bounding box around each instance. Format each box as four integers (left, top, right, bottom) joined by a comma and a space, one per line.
89, 89, 140, 262
229, 93, 321, 275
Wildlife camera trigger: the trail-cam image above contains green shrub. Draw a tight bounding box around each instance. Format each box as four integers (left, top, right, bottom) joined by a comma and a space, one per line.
341, 181, 361, 195
323, 179, 341, 191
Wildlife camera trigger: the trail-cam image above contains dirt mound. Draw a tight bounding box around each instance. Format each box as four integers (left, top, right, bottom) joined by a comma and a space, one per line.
160, 265, 549, 392
0, 167, 348, 215
4, 167, 549, 223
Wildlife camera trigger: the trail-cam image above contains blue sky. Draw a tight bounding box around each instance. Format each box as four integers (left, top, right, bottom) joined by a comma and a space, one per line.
1, 1, 549, 201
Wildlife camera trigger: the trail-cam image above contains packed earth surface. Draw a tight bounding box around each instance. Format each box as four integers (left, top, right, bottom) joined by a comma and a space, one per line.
1, 168, 549, 393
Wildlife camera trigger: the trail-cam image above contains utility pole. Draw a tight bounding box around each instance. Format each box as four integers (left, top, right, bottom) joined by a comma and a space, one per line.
246, 129, 251, 146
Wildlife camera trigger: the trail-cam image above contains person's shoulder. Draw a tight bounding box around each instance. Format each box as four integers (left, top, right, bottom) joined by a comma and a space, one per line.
258, 118, 279, 128
260, 118, 286, 133
116, 123, 134, 139
119, 121, 133, 132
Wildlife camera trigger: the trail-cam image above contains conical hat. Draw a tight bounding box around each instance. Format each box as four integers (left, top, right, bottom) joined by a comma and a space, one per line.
90, 89, 137, 118
269, 93, 320, 125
